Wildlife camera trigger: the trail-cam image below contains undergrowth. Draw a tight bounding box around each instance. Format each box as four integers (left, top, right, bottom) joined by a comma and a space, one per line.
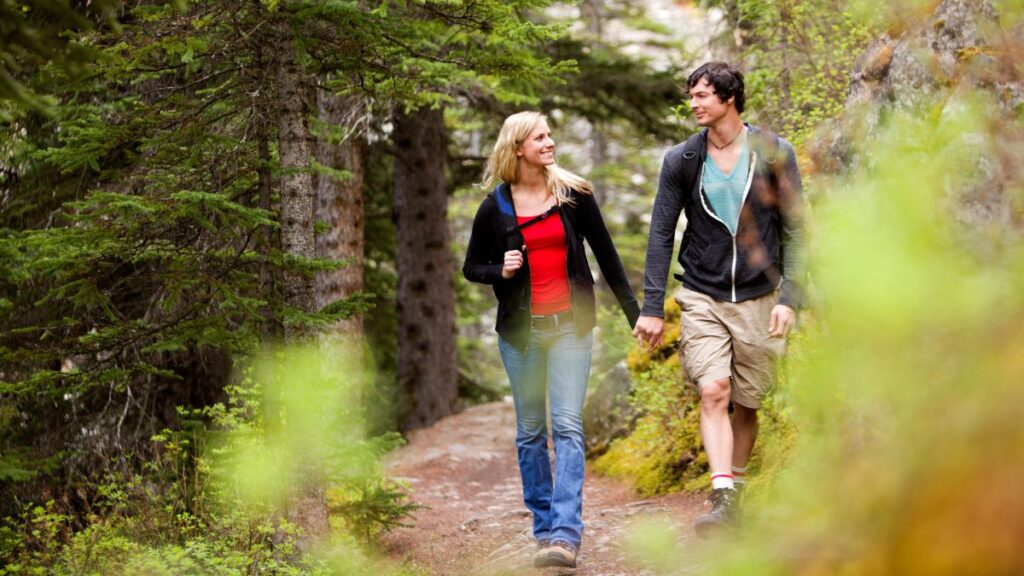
592, 298, 801, 497
0, 349, 422, 575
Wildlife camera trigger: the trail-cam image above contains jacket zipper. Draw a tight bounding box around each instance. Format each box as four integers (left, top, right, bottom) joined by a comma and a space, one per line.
696, 151, 757, 303
501, 188, 533, 350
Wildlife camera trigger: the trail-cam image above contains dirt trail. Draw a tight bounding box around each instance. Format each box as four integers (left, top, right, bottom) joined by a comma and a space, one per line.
382, 401, 711, 575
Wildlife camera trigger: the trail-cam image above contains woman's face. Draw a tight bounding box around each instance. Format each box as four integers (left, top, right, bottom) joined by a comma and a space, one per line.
516, 119, 556, 168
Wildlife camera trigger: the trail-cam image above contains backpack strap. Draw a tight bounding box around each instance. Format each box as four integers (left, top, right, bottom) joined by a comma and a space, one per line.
506, 204, 560, 235
670, 133, 705, 283
496, 183, 564, 251
677, 131, 705, 209
493, 184, 520, 252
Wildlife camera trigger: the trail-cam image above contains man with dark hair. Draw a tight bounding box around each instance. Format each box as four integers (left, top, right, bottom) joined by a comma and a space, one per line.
633, 61, 805, 537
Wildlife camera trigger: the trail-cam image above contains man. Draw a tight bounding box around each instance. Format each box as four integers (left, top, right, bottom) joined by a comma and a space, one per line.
633, 62, 805, 537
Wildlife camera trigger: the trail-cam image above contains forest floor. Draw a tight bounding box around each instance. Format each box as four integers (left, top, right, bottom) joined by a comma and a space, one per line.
380, 401, 712, 576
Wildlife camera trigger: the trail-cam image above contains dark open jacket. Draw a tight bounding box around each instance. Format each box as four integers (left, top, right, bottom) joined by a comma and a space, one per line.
463, 183, 640, 351
641, 126, 806, 316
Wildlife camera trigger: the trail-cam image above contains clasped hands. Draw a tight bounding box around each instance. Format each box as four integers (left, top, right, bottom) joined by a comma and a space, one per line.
631, 305, 796, 350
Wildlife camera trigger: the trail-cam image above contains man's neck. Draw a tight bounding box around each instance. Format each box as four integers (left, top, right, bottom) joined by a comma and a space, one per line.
707, 116, 745, 147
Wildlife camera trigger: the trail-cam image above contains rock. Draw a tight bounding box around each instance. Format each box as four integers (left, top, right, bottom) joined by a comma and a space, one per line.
583, 361, 639, 457
810, 0, 1024, 234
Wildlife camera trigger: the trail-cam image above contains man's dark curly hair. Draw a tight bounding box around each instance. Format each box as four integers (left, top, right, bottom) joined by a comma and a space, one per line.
687, 62, 745, 114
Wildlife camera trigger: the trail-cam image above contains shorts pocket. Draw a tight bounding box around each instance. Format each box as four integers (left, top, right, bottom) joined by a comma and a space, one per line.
761, 333, 787, 359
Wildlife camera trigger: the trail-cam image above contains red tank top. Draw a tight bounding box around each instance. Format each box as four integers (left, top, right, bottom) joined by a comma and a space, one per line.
519, 212, 571, 315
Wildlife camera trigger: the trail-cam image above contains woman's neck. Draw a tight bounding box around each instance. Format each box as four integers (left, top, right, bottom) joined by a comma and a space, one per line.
514, 164, 548, 197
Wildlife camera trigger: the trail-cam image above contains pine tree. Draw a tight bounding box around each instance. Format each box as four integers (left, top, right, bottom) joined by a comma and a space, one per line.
392, 105, 458, 430
0, 0, 572, 513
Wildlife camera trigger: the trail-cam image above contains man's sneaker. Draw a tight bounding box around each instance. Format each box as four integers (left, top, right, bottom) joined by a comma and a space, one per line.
693, 487, 739, 539
534, 540, 577, 568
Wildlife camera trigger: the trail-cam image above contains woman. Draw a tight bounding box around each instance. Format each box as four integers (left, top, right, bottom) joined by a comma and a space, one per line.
463, 112, 640, 568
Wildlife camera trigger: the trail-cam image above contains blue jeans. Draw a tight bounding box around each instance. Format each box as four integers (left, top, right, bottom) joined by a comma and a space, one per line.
498, 322, 593, 549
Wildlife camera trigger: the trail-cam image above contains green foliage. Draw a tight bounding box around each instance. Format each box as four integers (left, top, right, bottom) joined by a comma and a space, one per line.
541, 36, 688, 141
0, 344, 422, 574
708, 0, 876, 147
593, 360, 706, 496
592, 301, 706, 495
706, 89, 1024, 575
206, 345, 418, 539
2, 0, 574, 493
0, 0, 122, 118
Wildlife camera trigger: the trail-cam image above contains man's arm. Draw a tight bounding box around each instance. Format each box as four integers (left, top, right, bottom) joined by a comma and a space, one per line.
776, 139, 805, 311
769, 139, 805, 337
641, 149, 688, 317
634, 148, 688, 347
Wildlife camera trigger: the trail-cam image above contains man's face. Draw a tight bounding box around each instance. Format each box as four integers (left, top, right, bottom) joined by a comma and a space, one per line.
688, 78, 734, 127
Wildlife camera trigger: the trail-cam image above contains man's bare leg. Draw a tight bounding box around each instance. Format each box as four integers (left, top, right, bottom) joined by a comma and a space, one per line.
731, 403, 759, 469
699, 377, 734, 485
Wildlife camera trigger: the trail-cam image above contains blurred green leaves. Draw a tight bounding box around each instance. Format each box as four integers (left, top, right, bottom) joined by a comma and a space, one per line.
712, 91, 1023, 576
0, 0, 124, 118
214, 342, 399, 512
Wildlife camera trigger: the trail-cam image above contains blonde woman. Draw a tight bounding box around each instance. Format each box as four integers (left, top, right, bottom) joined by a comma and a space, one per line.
463, 112, 640, 568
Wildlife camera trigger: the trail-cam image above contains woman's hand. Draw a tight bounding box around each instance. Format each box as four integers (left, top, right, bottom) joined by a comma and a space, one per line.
633, 315, 665, 349
501, 249, 524, 279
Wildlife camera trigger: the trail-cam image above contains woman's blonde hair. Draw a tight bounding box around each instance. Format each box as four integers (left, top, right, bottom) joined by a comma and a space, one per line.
481, 111, 592, 203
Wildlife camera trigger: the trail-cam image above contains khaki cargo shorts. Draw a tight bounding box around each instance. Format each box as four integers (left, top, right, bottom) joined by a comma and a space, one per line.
673, 286, 786, 409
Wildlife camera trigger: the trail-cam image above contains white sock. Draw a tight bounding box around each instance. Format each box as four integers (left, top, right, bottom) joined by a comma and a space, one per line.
732, 466, 747, 487
711, 473, 735, 490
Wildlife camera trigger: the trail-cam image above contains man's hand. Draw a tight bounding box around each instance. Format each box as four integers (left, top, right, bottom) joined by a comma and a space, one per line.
501, 248, 524, 279
632, 315, 665, 349
768, 304, 796, 337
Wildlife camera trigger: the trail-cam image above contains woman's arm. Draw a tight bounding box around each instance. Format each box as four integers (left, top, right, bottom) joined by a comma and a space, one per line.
462, 198, 505, 285
577, 193, 641, 328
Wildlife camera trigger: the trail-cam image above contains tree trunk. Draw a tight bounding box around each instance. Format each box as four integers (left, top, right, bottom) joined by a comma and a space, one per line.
273, 17, 328, 543
315, 90, 366, 337
258, 112, 282, 340
275, 20, 317, 340
582, 0, 608, 205
392, 106, 458, 430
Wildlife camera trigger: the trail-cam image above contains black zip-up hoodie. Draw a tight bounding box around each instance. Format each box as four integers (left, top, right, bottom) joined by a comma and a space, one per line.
463, 183, 640, 351
641, 125, 806, 316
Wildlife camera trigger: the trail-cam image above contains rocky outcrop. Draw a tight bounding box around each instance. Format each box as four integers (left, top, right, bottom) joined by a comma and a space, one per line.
810, 0, 1023, 235
583, 362, 638, 457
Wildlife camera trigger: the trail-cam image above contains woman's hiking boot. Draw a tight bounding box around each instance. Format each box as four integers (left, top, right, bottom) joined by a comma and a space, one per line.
534, 540, 577, 568
693, 487, 739, 539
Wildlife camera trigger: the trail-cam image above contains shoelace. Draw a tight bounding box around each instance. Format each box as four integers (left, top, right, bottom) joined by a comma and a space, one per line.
552, 541, 575, 553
